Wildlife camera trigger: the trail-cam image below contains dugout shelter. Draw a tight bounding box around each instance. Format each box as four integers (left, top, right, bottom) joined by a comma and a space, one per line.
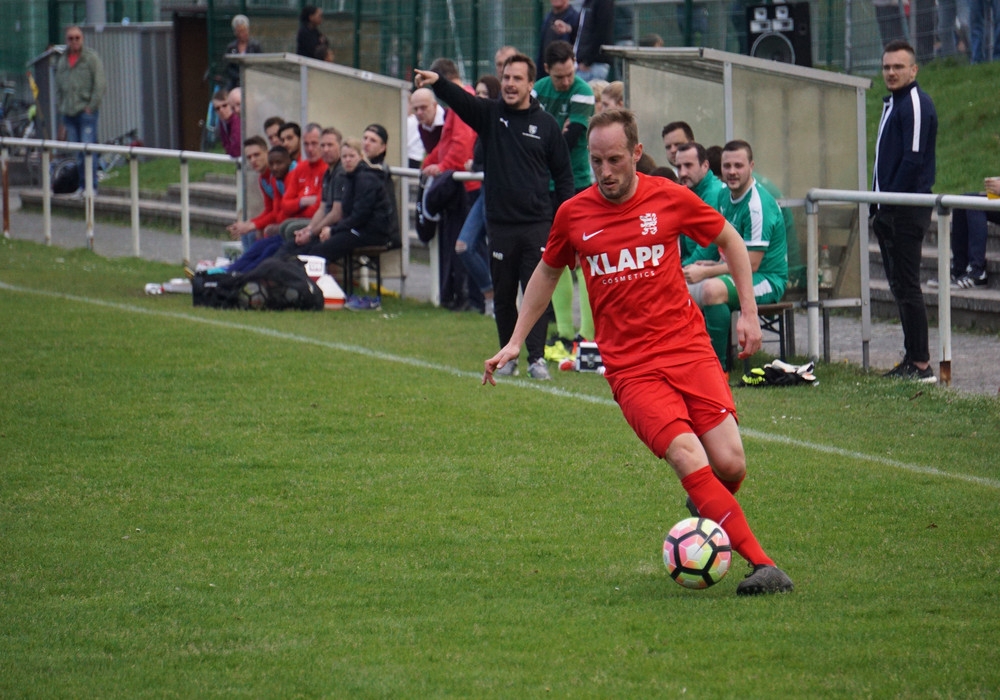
231, 53, 412, 295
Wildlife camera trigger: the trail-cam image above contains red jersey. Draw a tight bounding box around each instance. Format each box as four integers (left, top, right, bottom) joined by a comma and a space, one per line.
281, 157, 328, 219
543, 174, 725, 378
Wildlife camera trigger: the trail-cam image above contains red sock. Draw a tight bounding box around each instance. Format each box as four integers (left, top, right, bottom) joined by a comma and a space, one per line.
719, 472, 745, 495
681, 466, 774, 567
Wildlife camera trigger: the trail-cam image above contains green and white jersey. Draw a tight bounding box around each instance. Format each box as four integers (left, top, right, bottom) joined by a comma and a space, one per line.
681, 169, 728, 263
719, 177, 788, 297
533, 75, 595, 190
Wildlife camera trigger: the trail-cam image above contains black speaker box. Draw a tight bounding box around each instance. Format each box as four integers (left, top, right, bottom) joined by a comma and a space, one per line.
746, 2, 813, 67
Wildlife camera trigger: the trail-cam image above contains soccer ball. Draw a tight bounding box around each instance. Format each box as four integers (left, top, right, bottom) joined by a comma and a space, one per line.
663, 517, 732, 589
239, 281, 268, 310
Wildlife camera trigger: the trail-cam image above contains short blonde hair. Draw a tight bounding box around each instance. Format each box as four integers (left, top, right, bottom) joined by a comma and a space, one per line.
231, 14, 250, 31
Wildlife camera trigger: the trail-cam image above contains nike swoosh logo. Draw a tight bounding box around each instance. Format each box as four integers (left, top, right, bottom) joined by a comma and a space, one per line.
581, 229, 605, 241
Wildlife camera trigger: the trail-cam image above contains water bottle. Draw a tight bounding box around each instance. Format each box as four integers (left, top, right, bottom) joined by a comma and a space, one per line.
819, 245, 834, 289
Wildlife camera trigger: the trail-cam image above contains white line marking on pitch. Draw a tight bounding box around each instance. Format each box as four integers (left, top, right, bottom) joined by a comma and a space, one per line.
3, 280, 997, 490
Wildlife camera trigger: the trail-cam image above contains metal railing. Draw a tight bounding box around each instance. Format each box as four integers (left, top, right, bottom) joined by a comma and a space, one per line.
1, 136, 239, 265
805, 189, 1000, 384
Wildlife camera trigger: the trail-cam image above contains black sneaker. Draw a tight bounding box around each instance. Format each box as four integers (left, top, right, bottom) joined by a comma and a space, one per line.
736, 565, 795, 596
883, 359, 937, 384
954, 271, 988, 289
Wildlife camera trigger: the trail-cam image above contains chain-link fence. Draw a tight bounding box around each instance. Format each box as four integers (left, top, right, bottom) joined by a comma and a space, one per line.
2, 0, 979, 87
201, 0, 959, 82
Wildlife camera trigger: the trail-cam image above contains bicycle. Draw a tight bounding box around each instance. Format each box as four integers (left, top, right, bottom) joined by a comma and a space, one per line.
0, 80, 39, 141
97, 127, 143, 181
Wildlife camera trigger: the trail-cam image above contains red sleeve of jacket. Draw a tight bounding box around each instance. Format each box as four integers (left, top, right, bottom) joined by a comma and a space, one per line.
424, 84, 479, 189
279, 160, 328, 219
251, 174, 276, 230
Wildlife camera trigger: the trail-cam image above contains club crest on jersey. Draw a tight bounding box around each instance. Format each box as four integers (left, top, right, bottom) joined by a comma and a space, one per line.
529, 124, 537, 135
640, 212, 658, 236
585, 244, 666, 278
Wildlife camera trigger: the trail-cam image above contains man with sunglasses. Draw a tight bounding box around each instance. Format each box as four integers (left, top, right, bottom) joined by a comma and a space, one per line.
55, 26, 107, 196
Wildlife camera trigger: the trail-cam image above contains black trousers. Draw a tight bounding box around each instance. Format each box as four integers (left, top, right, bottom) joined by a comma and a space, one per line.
487, 219, 551, 364
872, 206, 932, 364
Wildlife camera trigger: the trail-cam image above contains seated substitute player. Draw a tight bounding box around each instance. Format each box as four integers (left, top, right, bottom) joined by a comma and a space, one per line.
683, 139, 787, 372
483, 109, 793, 596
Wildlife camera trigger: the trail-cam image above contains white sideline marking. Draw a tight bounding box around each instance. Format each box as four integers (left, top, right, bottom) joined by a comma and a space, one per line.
3, 280, 998, 490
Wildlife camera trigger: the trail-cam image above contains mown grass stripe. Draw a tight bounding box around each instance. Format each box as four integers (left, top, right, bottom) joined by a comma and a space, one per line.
4, 279, 997, 490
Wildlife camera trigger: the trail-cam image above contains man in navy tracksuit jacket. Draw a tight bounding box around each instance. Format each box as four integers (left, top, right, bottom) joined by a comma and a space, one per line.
416, 54, 574, 379
872, 40, 938, 383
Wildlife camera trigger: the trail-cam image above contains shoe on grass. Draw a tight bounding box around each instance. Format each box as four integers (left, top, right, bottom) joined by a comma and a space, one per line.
527, 358, 551, 380
544, 337, 574, 362
736, 565, 795, 596
883, 359, 937, 383
494, 359, 518, 377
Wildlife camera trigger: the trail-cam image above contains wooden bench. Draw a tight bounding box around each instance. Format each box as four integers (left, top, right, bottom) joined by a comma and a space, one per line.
728, 302, 796, 372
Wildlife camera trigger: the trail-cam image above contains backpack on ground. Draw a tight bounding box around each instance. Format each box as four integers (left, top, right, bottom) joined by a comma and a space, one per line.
192, 257, 324, 311
51, 158, 79, 194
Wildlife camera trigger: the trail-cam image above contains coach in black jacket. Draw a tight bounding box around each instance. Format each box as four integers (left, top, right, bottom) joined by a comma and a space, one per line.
871, 39, 938, 383
416, 54, 574, 380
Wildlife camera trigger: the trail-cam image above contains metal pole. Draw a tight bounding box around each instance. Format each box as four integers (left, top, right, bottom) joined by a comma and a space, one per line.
1, 147, 9, 239
41, 148, 51, 245
130, 155, 140, 257
683, 0, 694, 46
354, 0, 362, 69
84, 145, 94, 250
806, 198, 820, 361
472, 0, 480, 81
180, 157, 191, 267
935, 201, 952, 385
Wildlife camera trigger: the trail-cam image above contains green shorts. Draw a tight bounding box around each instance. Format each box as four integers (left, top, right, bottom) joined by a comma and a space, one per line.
720, 273, 785, 309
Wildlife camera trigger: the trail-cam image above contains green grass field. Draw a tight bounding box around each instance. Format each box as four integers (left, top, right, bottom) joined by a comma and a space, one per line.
2, 240, 1000, 698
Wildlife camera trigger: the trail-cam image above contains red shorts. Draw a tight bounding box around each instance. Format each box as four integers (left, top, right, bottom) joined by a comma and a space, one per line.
609, 357, 737, 459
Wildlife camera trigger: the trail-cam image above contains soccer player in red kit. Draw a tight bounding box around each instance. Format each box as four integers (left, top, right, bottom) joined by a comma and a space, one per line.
483, 109, 794, 595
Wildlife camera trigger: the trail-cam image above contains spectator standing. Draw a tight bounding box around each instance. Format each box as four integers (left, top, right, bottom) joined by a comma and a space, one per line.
537, 0, 580, 79
421, 58, 482, 312
224, 14, 262, 90
454, 75, 502, 318
494, 46, 518, 76
575, 0, 616, 81
683, 140, 788, 372
533, 40, 596, 356
55, 25, 107, 195
415, 53, 574, 380
296, 5, 329, 60
872, 40, 938, 382
483, 109, 794, 597
212, 89, 241, 158
410, 88, 445, 158
969, 0, 1000, 62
